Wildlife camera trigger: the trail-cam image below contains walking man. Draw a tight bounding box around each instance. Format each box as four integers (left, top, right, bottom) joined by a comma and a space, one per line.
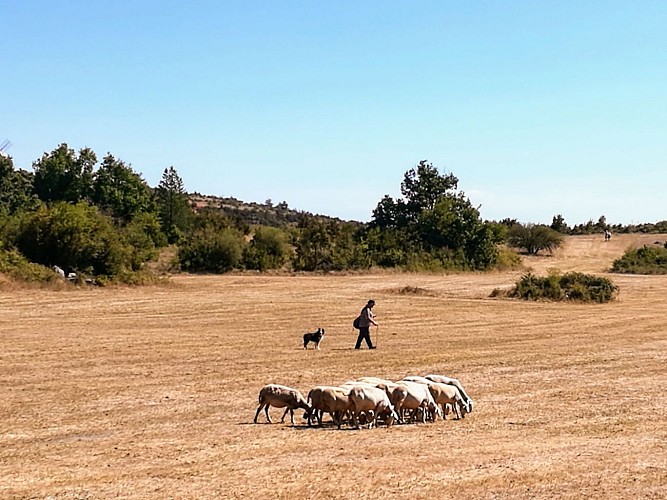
355, 299, 378, 349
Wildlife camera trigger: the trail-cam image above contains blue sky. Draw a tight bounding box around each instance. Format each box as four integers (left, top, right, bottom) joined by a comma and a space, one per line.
3, 1, 666, 225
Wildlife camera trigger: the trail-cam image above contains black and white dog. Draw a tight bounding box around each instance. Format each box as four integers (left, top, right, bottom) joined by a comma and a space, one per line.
303, 328, 325, 350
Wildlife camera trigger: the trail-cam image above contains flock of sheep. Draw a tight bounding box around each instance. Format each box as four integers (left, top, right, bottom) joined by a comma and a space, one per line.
253, 374, 473, 429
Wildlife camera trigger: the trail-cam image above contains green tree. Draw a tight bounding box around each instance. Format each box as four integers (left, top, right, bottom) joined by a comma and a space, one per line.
507, 224, 564, 255
178, 226, 245, 273
0, 155, 38, 214
596, 215, 607, 231
369, 160, 497, 270
15, 201, 131, 276
155, 166, 192, 243
485, 221, 510, 244
290, 217, 376, 271
92, 154, 154, 223
401, 160, 459, 217
244, 226, 292, 271
550, 214, 569, 234
292, 218, 334, 271
123, 212, 167, 269
571, 219, 596, 235
362, 225, 410, 268
372, 195, 408, 230
32, 144, 97, 203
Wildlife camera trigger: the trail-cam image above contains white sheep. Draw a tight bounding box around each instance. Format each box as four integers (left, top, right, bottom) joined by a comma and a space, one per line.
424, 374, 474, 413
426, 381, 469, 419
307, 386, 353, 428
348, 385, 399, 429
395, 380, 441, 423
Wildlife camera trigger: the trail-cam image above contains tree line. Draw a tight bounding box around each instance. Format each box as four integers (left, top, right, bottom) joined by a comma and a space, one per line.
2, 144, 664, 283
1, 144, 190, 282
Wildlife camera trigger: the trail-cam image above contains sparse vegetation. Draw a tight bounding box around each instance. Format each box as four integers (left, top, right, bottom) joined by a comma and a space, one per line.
383, 285, 438, 296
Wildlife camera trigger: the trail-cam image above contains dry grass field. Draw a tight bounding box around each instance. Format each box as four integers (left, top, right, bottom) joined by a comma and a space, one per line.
2, 234, 666, 499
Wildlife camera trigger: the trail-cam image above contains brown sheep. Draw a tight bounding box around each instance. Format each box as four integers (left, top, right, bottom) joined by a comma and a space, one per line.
254, 384, 311, 424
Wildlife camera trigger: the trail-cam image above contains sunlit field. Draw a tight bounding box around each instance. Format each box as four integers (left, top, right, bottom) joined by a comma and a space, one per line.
2, 234, 666, 499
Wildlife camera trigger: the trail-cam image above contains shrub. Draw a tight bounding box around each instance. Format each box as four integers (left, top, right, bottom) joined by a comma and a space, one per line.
0, 247, 63, 285
507, 224, 564, 255
611, 245, 667, 274
14, 201, 132, 277
244, 226, 292, 271
103, 269, 170, 286
178, 227, 245, 273
123, 212, 167, 270
505, 270, 618, 303
494, 245, 523, 271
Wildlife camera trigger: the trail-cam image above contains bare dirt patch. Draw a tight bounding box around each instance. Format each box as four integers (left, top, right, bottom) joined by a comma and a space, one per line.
2, 235, 666, 499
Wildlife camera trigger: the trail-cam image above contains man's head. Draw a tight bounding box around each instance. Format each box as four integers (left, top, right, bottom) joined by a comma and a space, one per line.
367, 299, 376, 308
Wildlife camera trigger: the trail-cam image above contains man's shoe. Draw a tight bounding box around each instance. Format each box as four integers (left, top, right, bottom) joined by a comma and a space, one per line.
370, 346, 377, 349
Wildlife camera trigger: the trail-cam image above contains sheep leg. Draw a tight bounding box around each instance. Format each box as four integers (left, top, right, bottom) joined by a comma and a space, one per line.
370, 407, 380, 429
352, 412, 361, 429
454, 401, 462, 420
334, 411, 343, 429
398, 407, 407, 424
254, 403, 266, 423
393, 404, 403, 424
265, 404, 273, 423
280, 407, 290, 423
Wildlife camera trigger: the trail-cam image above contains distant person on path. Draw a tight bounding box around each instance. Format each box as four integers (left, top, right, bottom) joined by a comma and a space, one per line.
604, 229, 612, 242
355, 299, 378, 349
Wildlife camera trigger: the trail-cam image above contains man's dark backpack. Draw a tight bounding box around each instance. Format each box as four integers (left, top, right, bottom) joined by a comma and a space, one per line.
353, 316, 361, 330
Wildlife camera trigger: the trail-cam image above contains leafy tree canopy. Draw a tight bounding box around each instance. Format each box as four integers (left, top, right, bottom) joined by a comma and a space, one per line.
0, 155, 39, 214
32, 143, 97, 203
401, 160, 459, 215
14, 201, 131, 276
507, 224, 564, 255
156, 166, 191, 244
369, 160, 497, 269
92, 154, 154, 223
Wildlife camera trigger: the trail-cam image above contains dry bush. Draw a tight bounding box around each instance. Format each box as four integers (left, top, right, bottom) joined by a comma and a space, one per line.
382, 285, 439, 297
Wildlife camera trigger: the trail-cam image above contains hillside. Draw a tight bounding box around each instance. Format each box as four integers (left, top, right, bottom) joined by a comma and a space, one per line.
188, 193, 358, 227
